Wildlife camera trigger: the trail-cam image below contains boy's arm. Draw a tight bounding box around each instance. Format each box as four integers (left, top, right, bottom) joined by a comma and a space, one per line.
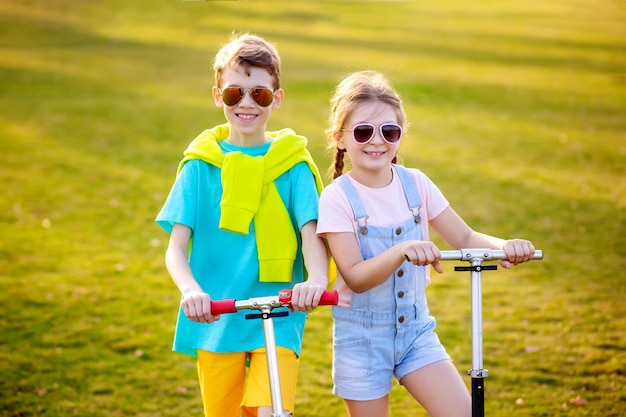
165, 223, 220, 323
290, 220, 329, 311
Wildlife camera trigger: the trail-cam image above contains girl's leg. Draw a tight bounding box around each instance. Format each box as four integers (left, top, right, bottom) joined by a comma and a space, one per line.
343, 396, 389, 417
400, 360, 471, 417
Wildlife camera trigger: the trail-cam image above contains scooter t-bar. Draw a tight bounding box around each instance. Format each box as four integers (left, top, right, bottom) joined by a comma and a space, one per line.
210, 289, 339, 417
439, 249, 543, 417
210, 289, 339, 315
439, 249, 543, 263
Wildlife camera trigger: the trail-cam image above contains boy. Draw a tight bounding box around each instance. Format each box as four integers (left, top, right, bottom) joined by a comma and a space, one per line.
156, 33, 329, 417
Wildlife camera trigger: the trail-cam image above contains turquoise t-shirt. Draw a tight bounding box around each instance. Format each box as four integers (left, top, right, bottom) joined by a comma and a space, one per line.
156, 140, 320, 357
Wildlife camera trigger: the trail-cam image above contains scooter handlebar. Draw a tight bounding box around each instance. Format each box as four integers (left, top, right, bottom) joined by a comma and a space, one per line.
210, 290, 338, 315
278, 289, 339, 306
210, 299, 237, 315
320, 289, 339, 305
439, 249, 543, 262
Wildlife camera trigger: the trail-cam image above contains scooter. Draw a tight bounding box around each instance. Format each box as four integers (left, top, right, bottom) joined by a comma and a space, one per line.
439, 249, 543, 417
210, 289, 339, 417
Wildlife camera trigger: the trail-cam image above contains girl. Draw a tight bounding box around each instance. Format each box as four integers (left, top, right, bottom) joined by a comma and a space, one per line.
316, 71, 535, 417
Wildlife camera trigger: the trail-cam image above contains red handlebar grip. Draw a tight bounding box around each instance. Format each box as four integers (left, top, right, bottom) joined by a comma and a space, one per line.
278, 289, 338, 306
319, 290, 339, 306
210, 299, 237, 315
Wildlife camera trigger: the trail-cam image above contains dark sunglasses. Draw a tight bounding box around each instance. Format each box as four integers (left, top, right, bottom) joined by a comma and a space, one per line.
218, 87, 276, 107
343, 123, 403, 144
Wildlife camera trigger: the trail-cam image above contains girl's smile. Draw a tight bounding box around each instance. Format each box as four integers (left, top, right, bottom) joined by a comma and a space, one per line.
364, 150, 386, 157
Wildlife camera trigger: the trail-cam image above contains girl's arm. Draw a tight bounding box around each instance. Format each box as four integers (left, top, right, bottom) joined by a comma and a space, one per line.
165, 223, 219, 323
430, 206, 536, 268
325, 231, 442, 293
291, 220, 329, 311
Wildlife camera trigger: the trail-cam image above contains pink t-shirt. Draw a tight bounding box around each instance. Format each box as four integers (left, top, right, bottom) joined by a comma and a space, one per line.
317, 167, 449, 306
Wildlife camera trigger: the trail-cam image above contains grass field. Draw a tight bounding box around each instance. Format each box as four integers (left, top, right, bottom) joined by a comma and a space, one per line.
1, 0, 625, 416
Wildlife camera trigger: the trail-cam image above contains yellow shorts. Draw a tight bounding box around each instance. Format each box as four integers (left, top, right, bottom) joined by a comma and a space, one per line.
197, 347, 299, 417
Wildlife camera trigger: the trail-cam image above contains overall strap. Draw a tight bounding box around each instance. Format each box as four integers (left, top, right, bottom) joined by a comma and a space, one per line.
394, 165, 422, 224
335, 175, 370, 235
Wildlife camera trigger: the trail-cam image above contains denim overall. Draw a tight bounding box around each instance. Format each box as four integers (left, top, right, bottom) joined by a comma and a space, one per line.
331, 165, 450, 401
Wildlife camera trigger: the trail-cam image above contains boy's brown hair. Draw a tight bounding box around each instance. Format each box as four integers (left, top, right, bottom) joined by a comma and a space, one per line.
213, 33, 281, 90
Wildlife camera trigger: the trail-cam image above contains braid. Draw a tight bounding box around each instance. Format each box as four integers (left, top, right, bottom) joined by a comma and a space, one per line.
333, 148, 346, 179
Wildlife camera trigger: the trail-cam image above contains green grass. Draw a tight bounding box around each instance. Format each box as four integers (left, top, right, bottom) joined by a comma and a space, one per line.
1, 0, 625, 416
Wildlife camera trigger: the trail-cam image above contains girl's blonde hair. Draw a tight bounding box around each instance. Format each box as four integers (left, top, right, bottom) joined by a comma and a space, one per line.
326, 70, 407, 179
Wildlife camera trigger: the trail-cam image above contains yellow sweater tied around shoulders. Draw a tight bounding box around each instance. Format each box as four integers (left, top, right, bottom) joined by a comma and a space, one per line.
177, 124, 324, 283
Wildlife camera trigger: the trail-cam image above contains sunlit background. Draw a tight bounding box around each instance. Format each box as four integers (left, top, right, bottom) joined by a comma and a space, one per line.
1, 1, 624, 416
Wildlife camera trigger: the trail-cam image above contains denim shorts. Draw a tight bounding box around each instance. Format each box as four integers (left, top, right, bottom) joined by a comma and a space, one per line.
332, 308, 450, 401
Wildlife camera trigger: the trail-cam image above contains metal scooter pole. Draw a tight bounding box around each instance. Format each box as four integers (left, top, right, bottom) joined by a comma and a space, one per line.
258, 305, 291, 417
468, 255, 488, 417
440, 249, 543, 417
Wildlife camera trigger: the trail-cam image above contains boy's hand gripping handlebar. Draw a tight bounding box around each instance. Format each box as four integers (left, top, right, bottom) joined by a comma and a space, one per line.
210, 289, 339, 315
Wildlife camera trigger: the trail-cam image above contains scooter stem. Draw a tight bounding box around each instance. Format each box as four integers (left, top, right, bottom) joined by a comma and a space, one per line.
259, 306, 292, 417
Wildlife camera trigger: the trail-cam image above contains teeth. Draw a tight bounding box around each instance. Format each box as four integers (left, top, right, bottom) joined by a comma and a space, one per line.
238, 114, 256, 120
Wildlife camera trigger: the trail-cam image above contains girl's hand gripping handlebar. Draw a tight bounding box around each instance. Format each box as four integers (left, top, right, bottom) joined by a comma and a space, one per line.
210, 289, 339, 315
